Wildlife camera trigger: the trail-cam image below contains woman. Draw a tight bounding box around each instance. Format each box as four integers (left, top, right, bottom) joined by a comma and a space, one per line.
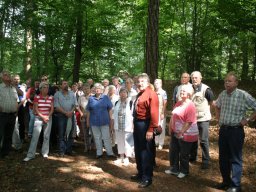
78, 83, 92, 152
125, 78, 137, 101
23, 82, 54, 161
108, 85, 119, 146
165, 84, 198, 178
86, 83, 115, 158
113, 88, 134, 166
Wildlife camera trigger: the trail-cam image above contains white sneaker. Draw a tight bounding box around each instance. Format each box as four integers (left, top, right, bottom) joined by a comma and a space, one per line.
42, 154, 48, 158
114, 158, 123, 165
158, 145, 163, 150
123, 158, 129, 166
165, 169, 179, 176
23, 157, 33, 162
177, 172, 187, 179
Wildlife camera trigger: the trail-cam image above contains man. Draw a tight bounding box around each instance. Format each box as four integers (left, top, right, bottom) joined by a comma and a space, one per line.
190, 71, 214, 169
0, 71, 19, 158
131, 73, 159, 188
172, 72, 193, 105
215, 72, 256, 192
54, 80, 82, 156
154, 79, 167, 150
13, 75, 26, 143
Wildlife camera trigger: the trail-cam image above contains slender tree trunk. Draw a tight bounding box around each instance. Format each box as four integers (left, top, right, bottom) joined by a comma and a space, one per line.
241, 36, 249, 80
73, 1, 83, 83
252, 38, 256, 81
24, 0, 33, 79
145, 0, 159, 81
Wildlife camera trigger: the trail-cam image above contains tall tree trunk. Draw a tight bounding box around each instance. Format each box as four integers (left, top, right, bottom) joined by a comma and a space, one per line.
190, 0, 198, 72
227, 44, 234, 72
145, 0, 159, 81
252, 38, 256, 81
73, 1, 83, 83
241, 36, 249, 80
24, 0, 33, 79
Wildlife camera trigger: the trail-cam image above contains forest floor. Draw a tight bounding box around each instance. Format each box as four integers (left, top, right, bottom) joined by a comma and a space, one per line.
0, 124, 256, 192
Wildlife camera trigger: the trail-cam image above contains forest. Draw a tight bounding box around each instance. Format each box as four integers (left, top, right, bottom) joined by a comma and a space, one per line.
0, 0, 256, 83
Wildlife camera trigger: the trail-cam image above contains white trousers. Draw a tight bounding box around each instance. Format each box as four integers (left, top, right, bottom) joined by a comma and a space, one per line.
26, 117, 52, 158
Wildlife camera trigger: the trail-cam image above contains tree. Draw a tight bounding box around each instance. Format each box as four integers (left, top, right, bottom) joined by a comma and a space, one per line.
145, 0, 159, 81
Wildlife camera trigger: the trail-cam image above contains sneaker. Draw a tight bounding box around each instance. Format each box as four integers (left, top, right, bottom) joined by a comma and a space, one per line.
177, 172, 187, 179
158, 145, 163, 150
114, 158, 123, 165
165, 169, 179, 176
123, 158, 129, 166
42, 154, 48, 158
23, 157, 33, 162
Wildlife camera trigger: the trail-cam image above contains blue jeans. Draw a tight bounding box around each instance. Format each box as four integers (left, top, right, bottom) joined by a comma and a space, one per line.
190, 121, 210, 164
57, 114, 75, 154
91, 125, 113, 156
219, 126, 244, 187
133, 119, 154, 182
28, 108, 35, 136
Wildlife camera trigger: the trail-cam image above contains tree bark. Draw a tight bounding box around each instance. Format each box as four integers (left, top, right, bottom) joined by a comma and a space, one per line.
145, 0, 159, 81
73, 1, 83, 83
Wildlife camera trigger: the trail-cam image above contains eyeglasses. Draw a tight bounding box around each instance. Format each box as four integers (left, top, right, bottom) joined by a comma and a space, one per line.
41, 78, 48, 81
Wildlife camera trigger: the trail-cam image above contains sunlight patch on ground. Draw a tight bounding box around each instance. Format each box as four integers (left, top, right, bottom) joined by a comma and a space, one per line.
48, 156, 75, 163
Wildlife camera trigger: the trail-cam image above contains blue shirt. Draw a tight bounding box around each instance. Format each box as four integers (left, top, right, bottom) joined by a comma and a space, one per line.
86, 94, 113, 126
54, 90, 78, 112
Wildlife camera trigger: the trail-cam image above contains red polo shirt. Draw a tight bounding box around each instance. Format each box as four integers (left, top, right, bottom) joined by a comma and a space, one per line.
135, 86, 159, 132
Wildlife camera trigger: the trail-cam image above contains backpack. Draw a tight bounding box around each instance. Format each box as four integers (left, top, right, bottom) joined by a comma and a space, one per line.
115, 100, 133, 110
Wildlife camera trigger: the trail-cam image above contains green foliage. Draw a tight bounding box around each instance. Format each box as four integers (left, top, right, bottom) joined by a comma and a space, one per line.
0, 0, 255, 82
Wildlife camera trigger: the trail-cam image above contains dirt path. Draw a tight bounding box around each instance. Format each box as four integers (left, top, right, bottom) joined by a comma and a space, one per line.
0, 127, 256, 192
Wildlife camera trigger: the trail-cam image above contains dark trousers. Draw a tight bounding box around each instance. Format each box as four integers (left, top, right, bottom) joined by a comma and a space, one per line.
219, 126, 244, 187
190, 121, 210, 164
133, 119, 154, 182
18, 105, 25, 141
0, 112, 16, 157
170, 133, 193, 174
57, 114, 75, 154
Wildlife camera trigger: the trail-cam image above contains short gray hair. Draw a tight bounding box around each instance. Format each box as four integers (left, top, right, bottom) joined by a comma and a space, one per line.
191, 71, 202, 79
93, 83, 104, 90
39, 82, 49, 90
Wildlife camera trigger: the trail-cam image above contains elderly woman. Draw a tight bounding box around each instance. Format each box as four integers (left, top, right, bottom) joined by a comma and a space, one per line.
78, 83, 92, 152
125, 78, 137, 101
113, 88, 134, 166
165, 84, 198, 178
108, 85, 119, 146
23, 82, 54, 161
86, 83, 115, 158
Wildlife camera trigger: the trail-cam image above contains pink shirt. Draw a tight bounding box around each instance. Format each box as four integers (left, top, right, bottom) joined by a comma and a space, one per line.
171, 100, 198, 142
34, 94, 54, 116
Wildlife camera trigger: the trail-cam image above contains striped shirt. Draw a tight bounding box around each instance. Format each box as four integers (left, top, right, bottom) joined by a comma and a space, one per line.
0, 83, 19, 113
34, 94, 54, 116
216, 88, 256, 126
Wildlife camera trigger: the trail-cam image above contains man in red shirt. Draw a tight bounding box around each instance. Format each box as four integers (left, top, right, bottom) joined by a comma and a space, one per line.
131, 73, 159, 188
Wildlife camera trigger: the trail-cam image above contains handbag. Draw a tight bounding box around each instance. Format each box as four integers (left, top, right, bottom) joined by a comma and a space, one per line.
153, 125, 162, 136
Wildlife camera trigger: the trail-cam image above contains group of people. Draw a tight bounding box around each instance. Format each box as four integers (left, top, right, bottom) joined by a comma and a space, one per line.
167, 71, 256, 192
0, 70, 256, 192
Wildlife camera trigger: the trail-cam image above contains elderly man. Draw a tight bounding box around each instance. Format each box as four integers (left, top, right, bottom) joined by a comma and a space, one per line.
54, 80, 82, 157
172, 72, 193, 105
215, 72, 256, 192
0, 71, 19, 158
190, 71, 214, 169
131, 73, 159, 188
